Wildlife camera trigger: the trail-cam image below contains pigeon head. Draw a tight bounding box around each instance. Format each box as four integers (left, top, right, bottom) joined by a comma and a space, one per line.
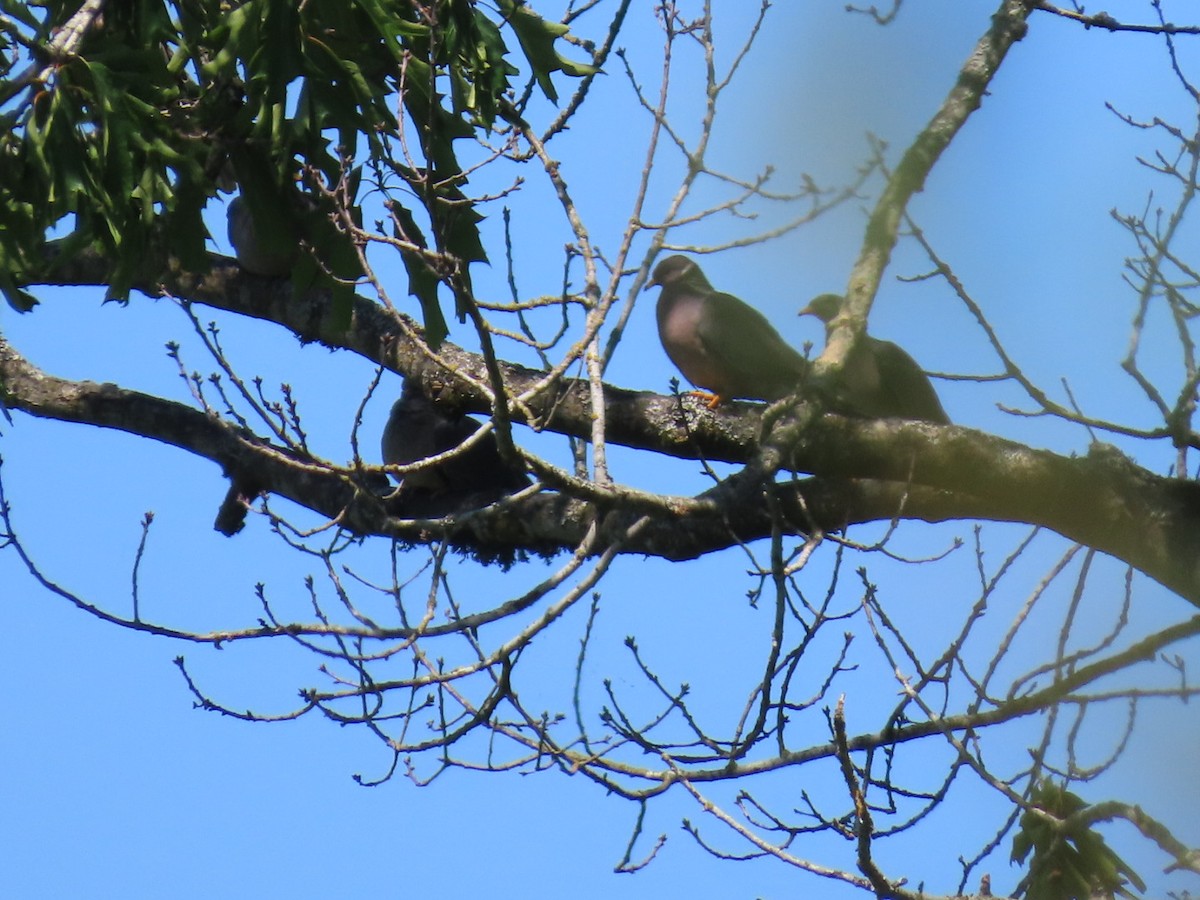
797, 293, 845, 324
647, 255, 713, 292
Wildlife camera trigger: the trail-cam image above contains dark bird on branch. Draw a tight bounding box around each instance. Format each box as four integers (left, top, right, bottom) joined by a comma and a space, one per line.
226, 195, 301, 277
381, 380, 530, 515
646, 255, 809, 408
798, 293, 950, 424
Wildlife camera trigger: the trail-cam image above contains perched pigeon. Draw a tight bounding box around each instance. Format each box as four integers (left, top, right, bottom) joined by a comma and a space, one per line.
646, 255, 809, 406
226, 195, 300, 277
381, 380, 529, 514
798, 293, 950, 424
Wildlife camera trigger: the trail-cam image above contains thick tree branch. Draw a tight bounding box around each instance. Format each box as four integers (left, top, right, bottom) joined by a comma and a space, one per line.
3, 315, 1199, 601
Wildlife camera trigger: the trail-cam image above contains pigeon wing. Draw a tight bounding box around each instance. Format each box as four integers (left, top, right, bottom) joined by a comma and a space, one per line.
868, 338, 950, 424
437, 416, 530, 494
697, 292, 808, 401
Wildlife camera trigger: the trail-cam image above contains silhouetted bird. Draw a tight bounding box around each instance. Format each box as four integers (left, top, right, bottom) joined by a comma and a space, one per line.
381, 380, 529, 515
647, 255, 809, 407
798, 293, 950, 424
226, 195, 300, 277
213, 473, 263, 536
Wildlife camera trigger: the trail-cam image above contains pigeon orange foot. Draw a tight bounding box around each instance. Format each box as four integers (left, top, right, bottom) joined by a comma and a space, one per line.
685, 389, 724, 410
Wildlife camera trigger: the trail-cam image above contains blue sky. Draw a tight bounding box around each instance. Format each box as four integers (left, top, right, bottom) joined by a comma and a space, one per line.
2, 2, 1198, 897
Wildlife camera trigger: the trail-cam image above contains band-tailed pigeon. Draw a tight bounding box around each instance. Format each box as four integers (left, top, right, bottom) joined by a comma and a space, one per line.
646, 255, 809, 406
798, 293, 950, 424
381, 380, 529, 514
227, 195, 299, 277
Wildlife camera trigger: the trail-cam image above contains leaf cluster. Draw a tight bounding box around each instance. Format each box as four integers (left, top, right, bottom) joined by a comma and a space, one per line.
0, 0, 594, 330
1011, 781, 1147, 900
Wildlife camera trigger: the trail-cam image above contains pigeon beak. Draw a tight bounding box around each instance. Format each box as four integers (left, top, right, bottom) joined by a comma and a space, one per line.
797, 303, 816, 318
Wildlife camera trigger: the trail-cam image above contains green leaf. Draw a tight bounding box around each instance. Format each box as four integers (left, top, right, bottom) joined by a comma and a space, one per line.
496, 0, 597, 104
1012, 782, 1145, 900
1011, 828, 1033, 864
391, 203, 448, 347
263, 0, 304, 104
352, 0, 429, 62
227, 147, 300, 262
308, 199, 365, 335
303, 36, 399, 137
202, 0, 265, 76
165, 181, 211, 273
0, 272, 38, 313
